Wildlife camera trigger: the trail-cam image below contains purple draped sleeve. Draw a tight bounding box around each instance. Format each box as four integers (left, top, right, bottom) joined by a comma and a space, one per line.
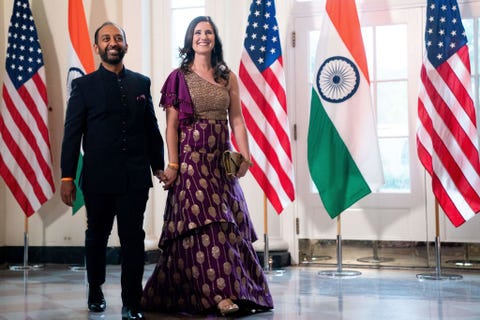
159, 69, 194, 125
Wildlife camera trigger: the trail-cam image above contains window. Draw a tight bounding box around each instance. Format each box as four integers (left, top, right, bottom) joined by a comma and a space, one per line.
170, 0, 205, 68
364, 24, 410, 192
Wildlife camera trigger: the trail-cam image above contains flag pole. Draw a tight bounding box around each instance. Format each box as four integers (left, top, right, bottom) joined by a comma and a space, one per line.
263, 194, 270, 271
9, 217, 31, 270
318, 215, 361, 278
416, 200, 462, 281
9, 217, 42, 271
261, 194, 284, 275
336, 216, 343, 272
23, 217, 28, 268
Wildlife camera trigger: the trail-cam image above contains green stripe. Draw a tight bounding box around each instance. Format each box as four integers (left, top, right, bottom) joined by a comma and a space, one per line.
307, 88, 371, 218
72, 154, 84, 215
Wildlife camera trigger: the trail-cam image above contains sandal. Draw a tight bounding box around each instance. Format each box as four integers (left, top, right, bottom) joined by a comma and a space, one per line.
217, 298, 239, 316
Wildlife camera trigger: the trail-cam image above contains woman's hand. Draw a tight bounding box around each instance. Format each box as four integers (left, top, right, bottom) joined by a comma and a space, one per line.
162, 163, 179, 189
235, 158, 253, 178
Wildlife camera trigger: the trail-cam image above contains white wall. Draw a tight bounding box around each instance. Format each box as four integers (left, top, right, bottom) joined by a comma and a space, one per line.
0, 0, 294, 248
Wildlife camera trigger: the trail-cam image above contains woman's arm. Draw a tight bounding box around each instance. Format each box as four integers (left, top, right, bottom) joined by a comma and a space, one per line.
228, 72, 253, 177
162, 106, 180, 188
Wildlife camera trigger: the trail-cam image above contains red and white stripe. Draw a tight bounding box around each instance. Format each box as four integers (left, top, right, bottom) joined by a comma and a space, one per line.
0, 67, 54, 216
417, 45, 480, 227
239, 51, 295, 214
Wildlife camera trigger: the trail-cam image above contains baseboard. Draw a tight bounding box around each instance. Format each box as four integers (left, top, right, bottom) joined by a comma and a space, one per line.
0, 246, 290, 268
0, 246, 117, 265
257, 251, 291, 268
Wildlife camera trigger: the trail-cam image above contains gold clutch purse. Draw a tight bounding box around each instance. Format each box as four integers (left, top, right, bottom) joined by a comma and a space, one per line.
222, 150, 244, 176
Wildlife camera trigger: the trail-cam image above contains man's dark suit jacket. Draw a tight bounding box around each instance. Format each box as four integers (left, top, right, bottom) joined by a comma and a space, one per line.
61, 65, 164, 194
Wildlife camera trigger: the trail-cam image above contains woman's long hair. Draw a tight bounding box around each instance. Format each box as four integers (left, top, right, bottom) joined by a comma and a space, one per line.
179, 16, 230, 84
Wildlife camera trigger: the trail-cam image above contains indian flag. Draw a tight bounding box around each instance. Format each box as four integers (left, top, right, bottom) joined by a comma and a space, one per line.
68, 0, 95, 214
307, 0, 384, 218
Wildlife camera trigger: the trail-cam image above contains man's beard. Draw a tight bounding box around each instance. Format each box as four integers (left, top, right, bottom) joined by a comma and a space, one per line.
99, 46, 126, 65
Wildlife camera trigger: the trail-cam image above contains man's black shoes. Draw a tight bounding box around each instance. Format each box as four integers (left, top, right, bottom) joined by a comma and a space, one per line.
122, 306, 145, 319
88, 286, 106, 312
87, 286, 145, 319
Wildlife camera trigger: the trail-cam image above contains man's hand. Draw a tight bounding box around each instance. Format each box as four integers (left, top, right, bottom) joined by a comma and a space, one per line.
61, 180, 76, 207
153, 169, 165, 182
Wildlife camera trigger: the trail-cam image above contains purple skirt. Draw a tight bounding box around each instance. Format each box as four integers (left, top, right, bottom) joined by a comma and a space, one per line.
141, 119, 274, 314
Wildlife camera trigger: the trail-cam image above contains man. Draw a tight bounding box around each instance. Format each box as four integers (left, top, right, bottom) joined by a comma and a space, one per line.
60, 21, 164, 320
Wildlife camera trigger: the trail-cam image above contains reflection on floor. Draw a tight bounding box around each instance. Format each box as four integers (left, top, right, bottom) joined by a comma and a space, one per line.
1, 263, 480, 320
298, 239, 480, 270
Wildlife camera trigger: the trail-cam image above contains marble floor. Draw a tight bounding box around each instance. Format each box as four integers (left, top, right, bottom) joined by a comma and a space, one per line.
1, 263, 480, 320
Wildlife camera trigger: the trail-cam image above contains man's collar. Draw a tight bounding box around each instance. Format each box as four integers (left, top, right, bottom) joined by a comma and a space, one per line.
99, 63, 125, 78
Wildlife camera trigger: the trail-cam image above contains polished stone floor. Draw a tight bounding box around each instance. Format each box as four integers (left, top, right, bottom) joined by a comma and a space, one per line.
1, 263, 480, 320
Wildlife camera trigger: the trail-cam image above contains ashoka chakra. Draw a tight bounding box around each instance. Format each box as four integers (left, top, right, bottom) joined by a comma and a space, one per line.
316, 56, 360, 103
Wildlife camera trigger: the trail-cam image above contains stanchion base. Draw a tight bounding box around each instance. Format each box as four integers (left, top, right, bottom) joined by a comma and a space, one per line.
9, 264, 44, 271
264, 269, 286, 276
301, 256, 332, 264
9, 265, 31, 271
445, 259, 480, 267
357, 256, 394, 263
86, 313, 106, 320
311, 255, 332, 261
416, 273, 463, 281
68, 265, 86, 272
318, 269, 361, 278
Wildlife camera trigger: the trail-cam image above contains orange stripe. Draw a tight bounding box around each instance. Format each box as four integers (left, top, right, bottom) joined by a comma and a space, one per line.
68, 0, 95, 74
326, 0, 370, 83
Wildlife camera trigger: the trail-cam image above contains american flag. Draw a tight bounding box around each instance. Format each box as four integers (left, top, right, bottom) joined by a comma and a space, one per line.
238, 0, 295, 214
417, 0, 480, 227
0, 0, 55, 217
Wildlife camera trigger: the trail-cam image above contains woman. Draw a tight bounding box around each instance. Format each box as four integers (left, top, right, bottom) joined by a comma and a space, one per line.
141, 16, 274, 316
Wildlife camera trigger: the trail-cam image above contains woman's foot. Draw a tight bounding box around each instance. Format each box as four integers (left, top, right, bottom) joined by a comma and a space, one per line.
217, 298, 239, 316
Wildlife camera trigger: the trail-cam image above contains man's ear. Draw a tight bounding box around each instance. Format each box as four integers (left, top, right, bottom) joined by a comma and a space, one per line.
93, 44, 99, 55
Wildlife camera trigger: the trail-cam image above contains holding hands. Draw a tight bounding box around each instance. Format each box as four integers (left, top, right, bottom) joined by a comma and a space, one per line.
155, 163, 179, 190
